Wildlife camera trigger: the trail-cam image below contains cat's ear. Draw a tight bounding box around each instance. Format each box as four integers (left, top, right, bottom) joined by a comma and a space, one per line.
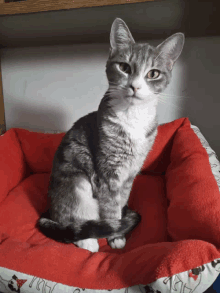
110, 18, 135, 54
156, 33, 185, 70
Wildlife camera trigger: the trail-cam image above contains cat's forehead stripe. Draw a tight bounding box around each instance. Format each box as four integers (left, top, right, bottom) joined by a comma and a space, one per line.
130, 44, 154, 73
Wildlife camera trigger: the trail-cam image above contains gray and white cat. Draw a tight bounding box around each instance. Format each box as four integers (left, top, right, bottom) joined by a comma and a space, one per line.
38, 18, 184, 252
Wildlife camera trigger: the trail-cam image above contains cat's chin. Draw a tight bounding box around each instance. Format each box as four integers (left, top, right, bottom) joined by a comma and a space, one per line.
126, 94, 157, 103
129, 95, 142, 100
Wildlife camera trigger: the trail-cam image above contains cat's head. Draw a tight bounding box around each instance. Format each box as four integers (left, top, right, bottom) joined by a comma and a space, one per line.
106, 18, 184, 103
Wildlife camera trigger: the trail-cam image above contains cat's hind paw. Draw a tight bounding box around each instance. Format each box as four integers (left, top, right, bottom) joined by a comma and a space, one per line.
108, 236, 126, 249
74, 238, 99, 253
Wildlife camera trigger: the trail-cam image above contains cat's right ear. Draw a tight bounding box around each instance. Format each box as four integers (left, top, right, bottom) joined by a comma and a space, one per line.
110, 18, 135, 55
156, 33, 185, 71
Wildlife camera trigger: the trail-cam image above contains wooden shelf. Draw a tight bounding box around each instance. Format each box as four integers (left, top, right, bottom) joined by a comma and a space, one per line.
0, 0, 154, 15
1, 0, 220, 50
0, 0, 181, 49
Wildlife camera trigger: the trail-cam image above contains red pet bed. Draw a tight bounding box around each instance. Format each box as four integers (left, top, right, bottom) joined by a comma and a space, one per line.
0, 117, 220, 293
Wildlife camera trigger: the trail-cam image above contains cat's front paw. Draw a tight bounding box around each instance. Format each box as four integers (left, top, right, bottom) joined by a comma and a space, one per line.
74, 238, 99, 253
108, 236, 126, 249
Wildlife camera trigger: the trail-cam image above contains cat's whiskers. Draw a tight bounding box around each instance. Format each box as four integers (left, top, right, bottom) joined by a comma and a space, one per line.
107, 86, 129, 99
107, 87, 158, 105
109, 81, 124, 86
155, 91, 189, 111
154, 92, 190, 99
158, 96, 184, 111
109, 82, 124, 87
109, 83, 128, 91
108, 86, 127, 94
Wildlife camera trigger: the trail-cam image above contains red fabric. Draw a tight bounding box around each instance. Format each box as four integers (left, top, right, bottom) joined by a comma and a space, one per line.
14, 128, 64, 173
0, 118, 220, 289
0, 129, 26, 204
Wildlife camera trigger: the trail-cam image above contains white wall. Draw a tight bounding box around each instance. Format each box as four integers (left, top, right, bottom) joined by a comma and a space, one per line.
1, 36, 220, 156
1, 44, 109, 133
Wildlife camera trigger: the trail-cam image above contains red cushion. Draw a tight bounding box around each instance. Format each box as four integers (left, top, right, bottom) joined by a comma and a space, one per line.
0, 118, 219, 289
0, 129, 26, 204
14, 128, 64, 173
166, 120, 220, 246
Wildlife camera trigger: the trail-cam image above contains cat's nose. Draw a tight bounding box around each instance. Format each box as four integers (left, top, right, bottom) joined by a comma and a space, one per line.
130, 82, 141, 93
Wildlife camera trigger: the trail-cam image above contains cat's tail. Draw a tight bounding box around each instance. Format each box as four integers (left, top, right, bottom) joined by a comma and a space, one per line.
38, 207, 141, 243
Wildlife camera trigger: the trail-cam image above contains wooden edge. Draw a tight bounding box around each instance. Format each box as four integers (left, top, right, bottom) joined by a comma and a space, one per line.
0, 58, 6, 135
0, 0, 154, 16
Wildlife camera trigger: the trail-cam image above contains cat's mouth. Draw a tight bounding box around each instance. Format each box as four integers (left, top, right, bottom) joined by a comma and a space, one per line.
126, 88, 152, 101
130, 94, 142, 100
126, 90, 142, 100
125, 93, 157, 105
127, 93, 153, 101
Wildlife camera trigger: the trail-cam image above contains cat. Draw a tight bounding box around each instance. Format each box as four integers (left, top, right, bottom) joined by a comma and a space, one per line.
38, 18, 184, 252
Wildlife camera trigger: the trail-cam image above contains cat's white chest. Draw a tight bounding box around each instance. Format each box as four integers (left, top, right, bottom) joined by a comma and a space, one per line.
115, 100, 157, 141
104, 98, 158, 184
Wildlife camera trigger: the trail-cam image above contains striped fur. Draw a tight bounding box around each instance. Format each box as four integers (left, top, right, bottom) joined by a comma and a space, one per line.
38, 18, 184, 252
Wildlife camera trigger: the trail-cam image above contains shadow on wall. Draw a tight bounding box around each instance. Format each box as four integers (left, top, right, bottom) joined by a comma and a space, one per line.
180, 36, 220, 158
6, 96, 67, 133
157, 50, 186, 125
1, 43, 109, 133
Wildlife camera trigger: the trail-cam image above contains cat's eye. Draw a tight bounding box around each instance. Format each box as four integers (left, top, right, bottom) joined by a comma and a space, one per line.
147, 69, 160, 79
119, 63, 131, 74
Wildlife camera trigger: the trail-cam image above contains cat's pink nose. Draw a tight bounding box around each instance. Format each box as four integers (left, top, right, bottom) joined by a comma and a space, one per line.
131, 85, 141, 93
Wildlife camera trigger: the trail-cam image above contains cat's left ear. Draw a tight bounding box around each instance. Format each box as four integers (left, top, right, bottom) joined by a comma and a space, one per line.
156, 33, 185, 70
110, 18, 135, 55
